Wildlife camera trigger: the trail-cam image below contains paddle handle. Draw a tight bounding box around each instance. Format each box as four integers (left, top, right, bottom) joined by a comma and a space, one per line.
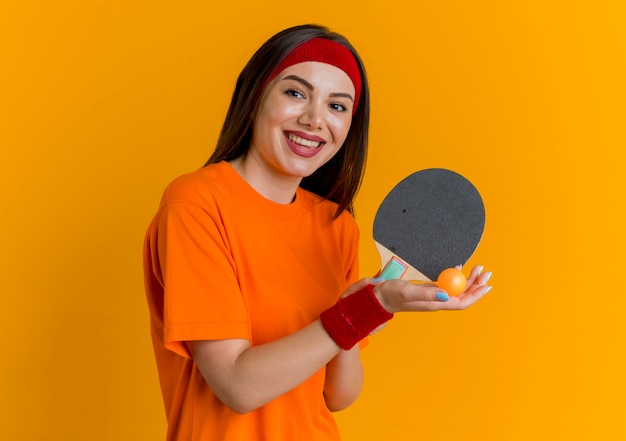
375, 242, 431, 282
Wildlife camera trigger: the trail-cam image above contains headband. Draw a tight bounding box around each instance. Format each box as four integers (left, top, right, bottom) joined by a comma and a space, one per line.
266, 38, 362, 114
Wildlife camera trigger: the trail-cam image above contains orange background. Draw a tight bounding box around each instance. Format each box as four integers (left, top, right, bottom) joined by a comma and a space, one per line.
1, 1, 624, 440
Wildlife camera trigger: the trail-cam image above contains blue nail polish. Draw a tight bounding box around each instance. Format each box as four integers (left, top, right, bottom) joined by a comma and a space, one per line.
484, 286, 492, 294
373, 277, 384, 283
436, 292, 449, 302
485, 272, 493, 283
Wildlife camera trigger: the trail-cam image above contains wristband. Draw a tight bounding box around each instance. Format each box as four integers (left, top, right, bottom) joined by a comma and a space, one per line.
320, 284, 394, 350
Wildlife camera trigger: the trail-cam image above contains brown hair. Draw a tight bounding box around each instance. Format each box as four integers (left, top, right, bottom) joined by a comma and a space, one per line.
204, 24, 370, 217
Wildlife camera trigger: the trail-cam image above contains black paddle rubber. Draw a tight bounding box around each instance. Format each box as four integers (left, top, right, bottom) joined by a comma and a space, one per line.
373, 168, 485, 281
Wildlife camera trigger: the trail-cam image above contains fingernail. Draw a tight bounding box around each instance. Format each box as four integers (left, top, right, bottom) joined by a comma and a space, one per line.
456, 264, 463, 270
485, 272, 493, 282
373, 277, 385, 283
484, 286, 492, 294
478, 265, 484, 274
436, 292, 449, 302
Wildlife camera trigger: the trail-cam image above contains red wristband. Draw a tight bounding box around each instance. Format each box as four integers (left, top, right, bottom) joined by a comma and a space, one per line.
320, 284, 394, 350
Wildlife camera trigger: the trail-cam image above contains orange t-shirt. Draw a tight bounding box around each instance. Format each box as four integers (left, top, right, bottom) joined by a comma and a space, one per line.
143, 161, 360, 441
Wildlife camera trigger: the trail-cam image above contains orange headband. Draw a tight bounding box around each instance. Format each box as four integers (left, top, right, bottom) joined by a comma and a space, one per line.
267, 38, 362, 114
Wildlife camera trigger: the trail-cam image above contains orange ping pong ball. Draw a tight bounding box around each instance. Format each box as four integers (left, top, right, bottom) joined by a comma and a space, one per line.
437, 268, 467, 296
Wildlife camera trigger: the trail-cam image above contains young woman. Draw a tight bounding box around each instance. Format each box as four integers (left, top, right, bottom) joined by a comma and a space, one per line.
143, 24, 492, 441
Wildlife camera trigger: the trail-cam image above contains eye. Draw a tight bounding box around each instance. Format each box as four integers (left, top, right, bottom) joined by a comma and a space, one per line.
329, 102, 348, 112
285, 89, 305, 99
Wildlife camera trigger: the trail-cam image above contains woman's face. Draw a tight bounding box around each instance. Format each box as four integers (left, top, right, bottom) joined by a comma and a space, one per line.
246, 61, 355, 185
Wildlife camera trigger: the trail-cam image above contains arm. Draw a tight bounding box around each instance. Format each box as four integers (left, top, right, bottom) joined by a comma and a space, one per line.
187, 277, 373, 414
187, 320, 343, 415
187, 266, 491, 415
322, 276, 377, 411
323, 345, 363, 411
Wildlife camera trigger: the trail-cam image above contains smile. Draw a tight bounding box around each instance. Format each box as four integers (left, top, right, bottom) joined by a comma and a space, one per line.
287, 133, 323, 149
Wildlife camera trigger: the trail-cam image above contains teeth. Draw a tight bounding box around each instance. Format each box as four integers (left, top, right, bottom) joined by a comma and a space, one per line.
288, 133, 321, 148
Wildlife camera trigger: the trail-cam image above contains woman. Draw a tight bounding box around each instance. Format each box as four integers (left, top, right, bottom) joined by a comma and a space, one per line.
143, 24, 492, 441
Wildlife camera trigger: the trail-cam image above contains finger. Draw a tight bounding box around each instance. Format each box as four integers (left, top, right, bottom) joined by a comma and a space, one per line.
406, 283, 451, 303
466, 269, 492, 293
465, 265, 493, 290
436, 292, 480, 310
377, 280, 449, 312
465, 265, 484, 286
342, 278, 376, 298
404, 285, 453, 310
461, 284, 491, 305
453, 282, 492, 307
478, 270, 493, 286
408, 280, 491, 311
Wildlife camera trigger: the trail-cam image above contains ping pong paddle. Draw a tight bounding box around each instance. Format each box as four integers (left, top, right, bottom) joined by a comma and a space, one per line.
373, 168, 485, 283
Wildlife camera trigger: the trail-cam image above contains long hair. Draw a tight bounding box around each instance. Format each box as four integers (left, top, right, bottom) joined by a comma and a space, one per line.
204, 24, 370, 217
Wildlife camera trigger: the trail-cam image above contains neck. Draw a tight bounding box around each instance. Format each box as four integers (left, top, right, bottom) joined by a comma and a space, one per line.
229, 156, 300, 205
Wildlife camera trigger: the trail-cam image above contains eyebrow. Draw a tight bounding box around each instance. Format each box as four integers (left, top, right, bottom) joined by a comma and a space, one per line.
282, 74, 354, 102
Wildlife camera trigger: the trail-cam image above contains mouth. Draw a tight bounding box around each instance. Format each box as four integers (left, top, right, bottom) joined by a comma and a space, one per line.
286, 132, 325, 149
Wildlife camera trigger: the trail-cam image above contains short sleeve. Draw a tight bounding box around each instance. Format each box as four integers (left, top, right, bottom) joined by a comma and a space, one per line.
340, 211, 361, 286
156, 200, 250, 358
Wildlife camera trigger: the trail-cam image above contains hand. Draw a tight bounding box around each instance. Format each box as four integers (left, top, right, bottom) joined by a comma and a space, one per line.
340, 277, 377, 299
340, 277, 388, 335
373, 265, 492, 314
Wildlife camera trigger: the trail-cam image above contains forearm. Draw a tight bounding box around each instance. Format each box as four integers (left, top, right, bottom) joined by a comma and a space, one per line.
188, 320, 343, 414
323, 344, 364, 411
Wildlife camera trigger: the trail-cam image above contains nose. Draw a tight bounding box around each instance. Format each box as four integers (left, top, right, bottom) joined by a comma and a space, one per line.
297, 101, 323, 130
